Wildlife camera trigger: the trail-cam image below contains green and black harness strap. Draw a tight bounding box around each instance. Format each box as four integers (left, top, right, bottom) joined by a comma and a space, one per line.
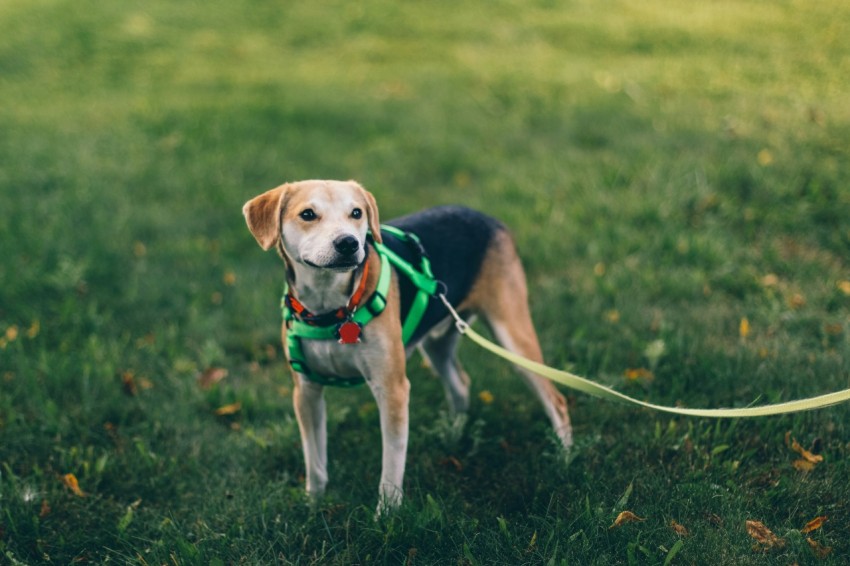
282, 225, 438, 387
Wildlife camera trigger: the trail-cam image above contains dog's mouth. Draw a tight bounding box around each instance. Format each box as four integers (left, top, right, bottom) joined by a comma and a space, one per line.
303, 258, 361, 272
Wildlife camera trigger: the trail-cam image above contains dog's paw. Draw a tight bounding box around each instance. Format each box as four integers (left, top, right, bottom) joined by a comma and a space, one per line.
374, 485, 403, 519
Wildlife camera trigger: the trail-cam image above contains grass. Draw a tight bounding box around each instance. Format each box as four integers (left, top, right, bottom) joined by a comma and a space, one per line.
1, 0, 849, 563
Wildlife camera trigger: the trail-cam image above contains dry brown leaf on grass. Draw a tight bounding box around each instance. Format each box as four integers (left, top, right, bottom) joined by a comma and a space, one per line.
746, 520, 785, 550
785, 432, 823, 470
61, 473, 86, 497
609, 511, 646, 529
739, 317, 751, 339
623, 368, 654, 382
198, 367, 228, 390
478, 390, 494, 404
705, 513, 724, 527
121, 371, 138, 396
669, 520, 689, 537
792, 459, 816, 472
214, 401, 242, 416
801, 515, 827, 534
439, 456, 463, 472
791, 440, 823, 463
806, 537, 833, 559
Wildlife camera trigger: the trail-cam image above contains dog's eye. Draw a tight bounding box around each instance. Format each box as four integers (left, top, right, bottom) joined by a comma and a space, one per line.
351, 208, 362, 219
299, 209, 317, 221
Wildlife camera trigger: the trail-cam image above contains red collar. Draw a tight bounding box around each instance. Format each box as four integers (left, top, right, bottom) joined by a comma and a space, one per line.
285, 259, 370, 325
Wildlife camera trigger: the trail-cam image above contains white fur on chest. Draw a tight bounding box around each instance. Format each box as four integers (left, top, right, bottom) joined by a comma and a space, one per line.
291, 328, 394, 381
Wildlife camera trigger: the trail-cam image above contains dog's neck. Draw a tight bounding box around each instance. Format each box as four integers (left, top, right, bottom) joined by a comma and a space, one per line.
285, 258, 367, 315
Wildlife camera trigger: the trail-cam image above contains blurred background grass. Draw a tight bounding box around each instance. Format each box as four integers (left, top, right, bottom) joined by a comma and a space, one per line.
1, 0, 849, 563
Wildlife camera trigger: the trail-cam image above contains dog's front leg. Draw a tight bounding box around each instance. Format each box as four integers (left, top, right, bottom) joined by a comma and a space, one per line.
292, 375, 328, 500
366, 367, 410, 516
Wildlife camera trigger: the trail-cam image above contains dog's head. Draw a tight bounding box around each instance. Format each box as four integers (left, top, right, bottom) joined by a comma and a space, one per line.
242, 180, 382, 272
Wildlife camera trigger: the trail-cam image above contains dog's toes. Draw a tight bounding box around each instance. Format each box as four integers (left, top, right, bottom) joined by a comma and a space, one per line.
304, 486, 326, 510
557, 424, 574, 451
374, 486, 403, 519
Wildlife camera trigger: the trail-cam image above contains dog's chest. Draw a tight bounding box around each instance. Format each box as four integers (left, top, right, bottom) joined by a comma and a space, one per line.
291, 331, 388, 380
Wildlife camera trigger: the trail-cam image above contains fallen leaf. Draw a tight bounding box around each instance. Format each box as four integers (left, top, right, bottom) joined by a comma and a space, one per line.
801, 516, 827, 534
609, 510, 646, 529
739, 317, 750, 339
624, 368, 654, 381
670, 519, 689, 537
439, 456, 463, 472
198, 367, 228, 390
478, 390, 494, 404
5, 325, 18, 342
837, 280, 850, 296
789, 293, 806, 309
806, 537, 832, 559
789, 435, 823, 464
761, 274, 779, 287
40, 499, 51, 518
121, 371, 138, 396
757, 149, 774, 166
746, 520, 784, 549
604, 309, 620, 323
223, 271, 237, 286
705, 513, 724, 527
27, 321, 40, 339
214, 401, 242, 416
61, 473, 86, 497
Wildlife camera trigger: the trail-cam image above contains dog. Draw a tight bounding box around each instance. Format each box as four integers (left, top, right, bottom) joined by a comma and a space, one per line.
243, 179, 572, 514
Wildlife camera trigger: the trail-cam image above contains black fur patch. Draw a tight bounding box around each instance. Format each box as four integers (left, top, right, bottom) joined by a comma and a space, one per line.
381, 205, 506, 344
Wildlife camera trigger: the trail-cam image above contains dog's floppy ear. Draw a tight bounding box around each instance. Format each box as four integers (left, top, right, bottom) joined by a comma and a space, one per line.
354, 182, 382, 244
242, 184, 289, 250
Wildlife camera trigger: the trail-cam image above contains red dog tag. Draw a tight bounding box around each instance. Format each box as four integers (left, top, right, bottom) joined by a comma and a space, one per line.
337, 321, 362, 344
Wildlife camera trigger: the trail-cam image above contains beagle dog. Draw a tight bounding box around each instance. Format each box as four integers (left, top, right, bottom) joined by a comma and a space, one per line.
243, 180, 572, 514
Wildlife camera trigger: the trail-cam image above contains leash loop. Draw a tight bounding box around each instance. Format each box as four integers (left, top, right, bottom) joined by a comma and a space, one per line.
439, 292, 469, 334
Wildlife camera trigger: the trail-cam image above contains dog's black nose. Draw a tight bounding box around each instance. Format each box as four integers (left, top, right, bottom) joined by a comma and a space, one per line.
333, 235, 360, 256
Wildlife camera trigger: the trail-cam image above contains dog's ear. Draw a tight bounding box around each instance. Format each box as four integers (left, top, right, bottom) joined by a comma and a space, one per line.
242, 184, 289, 250
355, 182, 382, 244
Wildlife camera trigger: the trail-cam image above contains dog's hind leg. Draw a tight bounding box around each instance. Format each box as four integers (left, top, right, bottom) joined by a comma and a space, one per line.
419, 319, 473, 417
486, 312, 573, 449
465, 231, 573, 449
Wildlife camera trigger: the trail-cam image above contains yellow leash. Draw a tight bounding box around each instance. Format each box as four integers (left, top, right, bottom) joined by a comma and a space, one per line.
438, 295, 850, 417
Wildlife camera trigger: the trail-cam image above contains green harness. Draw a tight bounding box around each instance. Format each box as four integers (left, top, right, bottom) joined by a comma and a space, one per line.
282, 225, 439, 387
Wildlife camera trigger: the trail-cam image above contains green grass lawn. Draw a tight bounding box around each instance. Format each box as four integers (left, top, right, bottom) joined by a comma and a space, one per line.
2, 0, 849, 563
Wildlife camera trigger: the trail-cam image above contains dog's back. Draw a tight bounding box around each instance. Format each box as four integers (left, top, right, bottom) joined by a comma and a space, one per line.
383, 206, 506, 344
